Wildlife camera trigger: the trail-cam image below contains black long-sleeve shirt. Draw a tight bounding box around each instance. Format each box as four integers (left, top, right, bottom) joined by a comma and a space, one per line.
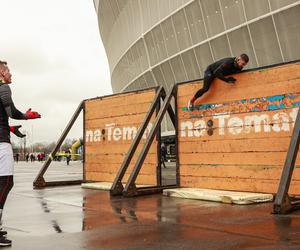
0, 83, 27, 143
206, 57, 242, 82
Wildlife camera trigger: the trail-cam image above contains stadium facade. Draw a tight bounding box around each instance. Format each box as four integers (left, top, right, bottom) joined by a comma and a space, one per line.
94, 0, 300, 130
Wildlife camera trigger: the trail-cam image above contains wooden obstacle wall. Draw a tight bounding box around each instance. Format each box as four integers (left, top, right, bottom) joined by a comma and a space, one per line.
84, 88, 158, 185
177, 62, 300, 194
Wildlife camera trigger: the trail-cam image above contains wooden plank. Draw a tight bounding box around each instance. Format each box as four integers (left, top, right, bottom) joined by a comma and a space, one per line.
85, 102, 154, 120
179, 137, 294, 153
177, 79, 300, 106
180, 175, 300, 194
85, 153, 157, 164
86, 98, 154, 111
85, 98, 154, 114
85, 113, 151, 127
179, 151, 300, 166
85, 89, 156, 107
85, 140, 155, 147
85, 163, 156, 175
177, 77, 300, 100
85, 141, 157, 148
177, 74, 300, 97
85, 171, 156, 185
85, 143, 157, 154
180, 164, 300, 180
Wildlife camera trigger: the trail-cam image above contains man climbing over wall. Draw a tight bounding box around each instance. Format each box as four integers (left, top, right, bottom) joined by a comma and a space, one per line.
0, 60, 41, 247
188, 54, 249, 111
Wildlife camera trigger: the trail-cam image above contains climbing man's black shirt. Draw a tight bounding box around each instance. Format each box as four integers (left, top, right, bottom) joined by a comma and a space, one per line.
206, 57, 242, 82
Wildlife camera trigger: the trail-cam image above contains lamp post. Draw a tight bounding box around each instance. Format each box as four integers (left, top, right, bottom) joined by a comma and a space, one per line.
22, 130, 28, 161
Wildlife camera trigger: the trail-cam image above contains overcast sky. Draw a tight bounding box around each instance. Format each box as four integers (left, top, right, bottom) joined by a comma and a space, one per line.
0, 0, 111, 146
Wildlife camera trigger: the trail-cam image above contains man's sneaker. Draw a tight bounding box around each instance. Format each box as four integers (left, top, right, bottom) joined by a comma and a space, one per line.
187, 100, 194, 111
0, 230, 7, 236
0, 236, 11, 246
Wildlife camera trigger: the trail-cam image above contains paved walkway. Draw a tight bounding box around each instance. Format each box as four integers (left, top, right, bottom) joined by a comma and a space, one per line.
2, 161, 300, 249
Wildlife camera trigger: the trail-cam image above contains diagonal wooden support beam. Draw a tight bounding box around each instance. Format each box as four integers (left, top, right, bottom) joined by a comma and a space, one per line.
33, 101, 84, 189
110, 87, 164, 195
123, 86, 176, 196
161, 88, 176, 128
273, 107, 300, 214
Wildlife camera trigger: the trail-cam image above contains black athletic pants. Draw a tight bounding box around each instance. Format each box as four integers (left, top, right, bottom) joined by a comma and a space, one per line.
0, 176, 13, 209
194, 71, 215, 99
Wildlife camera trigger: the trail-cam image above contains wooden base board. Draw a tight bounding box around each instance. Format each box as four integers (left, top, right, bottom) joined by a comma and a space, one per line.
81, 182, 150, 191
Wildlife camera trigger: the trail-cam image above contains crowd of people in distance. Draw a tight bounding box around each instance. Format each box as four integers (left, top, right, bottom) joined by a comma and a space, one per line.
25, 152, 45, 162
15, 151, 73, 165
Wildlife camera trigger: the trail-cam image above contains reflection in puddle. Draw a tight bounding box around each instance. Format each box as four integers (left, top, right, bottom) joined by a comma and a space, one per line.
40, 199, 63, 233
41, 201, 50, 213
110, 197, 138, 223
51, 220, 63, 233
82, 191, 182, 231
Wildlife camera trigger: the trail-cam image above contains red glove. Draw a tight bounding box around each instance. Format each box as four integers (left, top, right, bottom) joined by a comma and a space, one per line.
26, 108, 41, 119
9, 126, 15, 133
10, 125, 26, 138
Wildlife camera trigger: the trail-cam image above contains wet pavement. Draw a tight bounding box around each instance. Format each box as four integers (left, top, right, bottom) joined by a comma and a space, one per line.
2, 161, 300, 249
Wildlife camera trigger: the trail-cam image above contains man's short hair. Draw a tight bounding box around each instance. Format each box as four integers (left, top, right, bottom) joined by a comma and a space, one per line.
239, 54, 249, 63
0, 61, 7, 69
0, 61, 8, 72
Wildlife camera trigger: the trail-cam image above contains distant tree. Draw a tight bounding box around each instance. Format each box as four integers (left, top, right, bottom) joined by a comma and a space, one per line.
28, 138, 77, 154
44, 142, 56, 153
61, 139, 73, 152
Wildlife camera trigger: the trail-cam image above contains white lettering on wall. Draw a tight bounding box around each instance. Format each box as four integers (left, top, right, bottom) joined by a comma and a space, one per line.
228, 117, 243, 135
194, 120, 206, 137
86, 130, 93, 142
93, 129, 101, 142
113, 127, 122, 141
86, 123, 153, 143
181, 121, 193, 137
85, 108, 300, 142
123, 126, 137, 140
180, 108, 299, 138
214, 114, 230, 135
106, 123, 115, 141
273, 112, 290, 132
244, 114, 271, 133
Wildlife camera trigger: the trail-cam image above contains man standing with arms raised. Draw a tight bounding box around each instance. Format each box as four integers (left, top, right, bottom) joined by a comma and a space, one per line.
0, 60, 41, 246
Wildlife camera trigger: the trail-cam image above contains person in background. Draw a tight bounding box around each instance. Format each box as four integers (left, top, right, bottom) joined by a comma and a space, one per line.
66, 150, 71, 166
25, 153, 29, 162
14, 153, 19, 163
30, 153, 35, 162
161, 143, 167, 169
